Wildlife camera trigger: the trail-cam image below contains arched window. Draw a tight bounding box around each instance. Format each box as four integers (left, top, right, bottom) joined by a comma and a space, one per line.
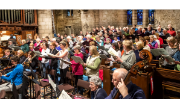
127, 10, 132, 25
148, 10, 154, 24
137, 10, 143, 25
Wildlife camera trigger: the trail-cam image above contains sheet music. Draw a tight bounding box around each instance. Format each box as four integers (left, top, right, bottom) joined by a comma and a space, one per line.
59, 90, 72, 99
71, 56, 84, 64
151, 49, 161, 57
47, 53, 56, 57
108, 47, 118, 57
98, 46, 105, 50
100, 54, 108, 59
158, 48, 169, 55
48, 75, 56, 92
162, 55, 175, 63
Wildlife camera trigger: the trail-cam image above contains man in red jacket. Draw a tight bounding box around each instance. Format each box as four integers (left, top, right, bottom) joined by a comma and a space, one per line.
155, 33, 163, 48
167, 24, 176, 36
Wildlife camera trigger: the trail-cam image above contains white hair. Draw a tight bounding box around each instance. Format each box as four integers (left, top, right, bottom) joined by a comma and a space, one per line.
89, 76, 102, 87
52, 38, 56, 42
67, 36, 72, 40
138, 26, 142, 29
86, 35, 91, 39
36, 38, 41, 41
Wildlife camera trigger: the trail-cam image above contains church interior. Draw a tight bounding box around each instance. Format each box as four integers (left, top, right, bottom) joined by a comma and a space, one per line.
0, 9, 180, 99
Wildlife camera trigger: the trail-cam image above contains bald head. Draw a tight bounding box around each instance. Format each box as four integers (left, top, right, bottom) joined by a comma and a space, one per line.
113, 68, 128, 80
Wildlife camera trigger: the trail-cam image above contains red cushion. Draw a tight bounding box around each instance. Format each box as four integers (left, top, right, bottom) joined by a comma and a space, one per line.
99, 69, 103, 81
58, 84, 74, 92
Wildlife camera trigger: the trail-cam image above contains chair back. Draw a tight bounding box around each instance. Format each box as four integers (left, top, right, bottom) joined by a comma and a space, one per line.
66, 71, 75, 81
34, 84, 41, 99
0, 90, 6, 99
77, 79, 90, 90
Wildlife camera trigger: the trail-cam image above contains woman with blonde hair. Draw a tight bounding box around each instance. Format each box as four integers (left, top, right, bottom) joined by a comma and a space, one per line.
162, 37, 178, 70
115, 40, 136, 70
134, 41, 144, 62
83, 45, 101, 80
21, 39, 29, 53
17, 50, 26, 64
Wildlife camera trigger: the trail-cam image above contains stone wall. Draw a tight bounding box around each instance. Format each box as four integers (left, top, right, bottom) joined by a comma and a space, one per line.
53, 10, 180, 35
54, 10, 82, 35
38, 10, 53, 38
154, 10, 180, 31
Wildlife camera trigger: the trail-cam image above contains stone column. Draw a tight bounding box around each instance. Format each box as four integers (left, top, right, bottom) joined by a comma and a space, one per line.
38, 10, 53, 38
143, 10, 148, 28
132, 10, 137, 26
121, 10, 127, 27
94, 10, 99, 28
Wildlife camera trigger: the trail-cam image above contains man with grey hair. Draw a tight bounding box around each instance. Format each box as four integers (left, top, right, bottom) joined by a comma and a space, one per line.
156, 27, 163, 36
89, 76, 107, 99
106, 68, 146, 99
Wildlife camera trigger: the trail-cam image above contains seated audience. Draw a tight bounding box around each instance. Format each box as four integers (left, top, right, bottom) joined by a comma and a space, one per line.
104, 38, 112, 49
21, 40, 29, 53
143, 36, 151, 51
149, 35, 158, 49
167, 24, 176, 36
134, 41, 144, 62
112, 35, 120, 43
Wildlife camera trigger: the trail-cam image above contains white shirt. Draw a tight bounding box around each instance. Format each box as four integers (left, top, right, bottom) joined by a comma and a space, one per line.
59, 49, 69, 69
110, 50, 121, 66
143, 45, 150, 51
156, 39, 160, 48
41, 48, 50, 63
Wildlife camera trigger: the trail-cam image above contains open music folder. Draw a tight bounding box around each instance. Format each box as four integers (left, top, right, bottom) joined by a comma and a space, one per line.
71, 56, 84, 64
151, 48, 169, 57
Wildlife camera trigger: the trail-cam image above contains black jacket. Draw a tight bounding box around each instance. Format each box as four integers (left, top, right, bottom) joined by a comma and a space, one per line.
19, 55, 26, 64
45, 49, 59, 69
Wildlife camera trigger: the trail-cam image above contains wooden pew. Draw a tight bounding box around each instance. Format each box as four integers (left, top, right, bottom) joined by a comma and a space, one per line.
153, 68, 180, 99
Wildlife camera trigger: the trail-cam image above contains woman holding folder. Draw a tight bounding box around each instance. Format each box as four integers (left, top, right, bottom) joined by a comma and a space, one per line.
71, 45, 84, 94
83, 45, 101, 81
54, 41, 69, 84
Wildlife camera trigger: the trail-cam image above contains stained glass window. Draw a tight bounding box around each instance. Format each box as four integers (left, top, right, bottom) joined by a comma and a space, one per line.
127, 10, 132, 25
137, 10, 143, 25
71, 10, 73, 16
67, 10, 70, 16
148, 10, 154, 24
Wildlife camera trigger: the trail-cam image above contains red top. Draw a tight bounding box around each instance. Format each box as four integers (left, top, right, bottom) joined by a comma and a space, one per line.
38, 48, 42, 61
167, 30, 176, 36
71, 53, 84, 75
158, 37, 164, 48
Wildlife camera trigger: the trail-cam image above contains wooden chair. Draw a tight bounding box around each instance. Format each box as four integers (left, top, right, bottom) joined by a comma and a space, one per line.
40, 69, 55, 99
58, 72, 74, 93
72, 79, 90, 99
34, 84, 41, 99
0, 90, 6, 99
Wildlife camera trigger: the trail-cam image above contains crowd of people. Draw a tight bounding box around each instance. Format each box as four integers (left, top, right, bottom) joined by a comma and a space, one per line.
0, 23, 180, 99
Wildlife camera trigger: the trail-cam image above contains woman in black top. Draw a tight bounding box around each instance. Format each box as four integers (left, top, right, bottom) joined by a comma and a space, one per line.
45, 42, 59, 70
45, 42, 59, 82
